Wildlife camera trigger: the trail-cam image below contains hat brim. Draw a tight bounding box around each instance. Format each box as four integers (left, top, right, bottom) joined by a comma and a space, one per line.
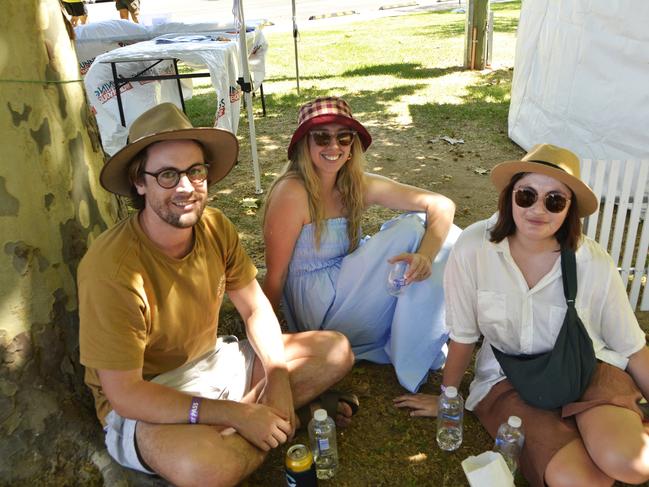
490, 160, 599, 217
287, 114, 372, 159
100, 127, 239, 196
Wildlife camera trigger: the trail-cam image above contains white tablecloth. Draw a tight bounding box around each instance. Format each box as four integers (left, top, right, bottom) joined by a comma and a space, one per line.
82, 24, 267, 155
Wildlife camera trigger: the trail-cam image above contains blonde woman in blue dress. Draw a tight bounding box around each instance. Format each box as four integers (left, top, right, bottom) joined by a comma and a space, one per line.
262, 97, 460, 392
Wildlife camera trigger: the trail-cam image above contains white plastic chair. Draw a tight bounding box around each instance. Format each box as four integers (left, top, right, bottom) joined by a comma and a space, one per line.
581, 159, 649, 311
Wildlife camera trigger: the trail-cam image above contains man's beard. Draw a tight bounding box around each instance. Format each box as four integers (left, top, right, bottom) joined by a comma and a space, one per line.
150, 196, 206, 228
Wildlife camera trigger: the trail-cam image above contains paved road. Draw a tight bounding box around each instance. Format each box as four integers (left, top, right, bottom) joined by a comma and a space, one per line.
85, 0, 468, 31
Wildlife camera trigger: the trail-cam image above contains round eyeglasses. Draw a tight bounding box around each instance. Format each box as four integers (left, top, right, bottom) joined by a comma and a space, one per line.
513, 187, 571, 213
142, 163, 210, 189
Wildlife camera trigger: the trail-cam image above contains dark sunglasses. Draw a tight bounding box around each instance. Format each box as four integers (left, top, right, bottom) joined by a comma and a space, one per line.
142, 163, 210, 189
513, 187, 571, 213
309, 130, 356, 147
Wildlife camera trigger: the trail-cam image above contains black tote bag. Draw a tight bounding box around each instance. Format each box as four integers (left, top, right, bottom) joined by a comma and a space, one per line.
491, 249, 597, 410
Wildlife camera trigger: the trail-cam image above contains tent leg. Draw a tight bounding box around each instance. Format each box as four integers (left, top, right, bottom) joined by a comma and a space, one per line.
236, 0, 263, 193
244, 91, 262, 194
293, 32, 300, 95
260, 83, 266, 117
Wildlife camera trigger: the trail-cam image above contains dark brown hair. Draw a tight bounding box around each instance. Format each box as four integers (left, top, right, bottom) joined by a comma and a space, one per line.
489, 172, 582, 251
127, 149, 148, 210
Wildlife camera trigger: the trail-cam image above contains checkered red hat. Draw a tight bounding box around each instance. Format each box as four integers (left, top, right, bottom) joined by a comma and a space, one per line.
287, 97, 372, 158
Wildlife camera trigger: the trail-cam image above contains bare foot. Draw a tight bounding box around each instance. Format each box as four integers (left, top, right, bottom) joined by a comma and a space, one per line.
332, 400, 353, 428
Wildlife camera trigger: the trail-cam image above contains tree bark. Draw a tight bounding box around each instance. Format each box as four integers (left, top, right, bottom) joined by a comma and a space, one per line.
464, 0, 490, 70
0, 1, 120, 482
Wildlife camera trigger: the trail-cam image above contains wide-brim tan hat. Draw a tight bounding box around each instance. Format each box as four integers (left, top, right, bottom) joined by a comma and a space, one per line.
100, 102, 239, 196
490, 144, 598, 217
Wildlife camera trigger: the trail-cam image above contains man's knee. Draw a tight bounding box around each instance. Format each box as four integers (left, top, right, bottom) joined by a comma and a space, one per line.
172, 435, 266, 487
325, 330, 354, 374
137, 424, 266, 487
284, 329, 353, 381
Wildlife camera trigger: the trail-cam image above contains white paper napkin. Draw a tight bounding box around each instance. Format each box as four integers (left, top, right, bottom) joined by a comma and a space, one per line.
461, 451, 515, 487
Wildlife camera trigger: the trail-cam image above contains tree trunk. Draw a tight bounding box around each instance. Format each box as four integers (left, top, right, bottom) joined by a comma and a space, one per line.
464, 0, 490, 70
0, 1, 121, 483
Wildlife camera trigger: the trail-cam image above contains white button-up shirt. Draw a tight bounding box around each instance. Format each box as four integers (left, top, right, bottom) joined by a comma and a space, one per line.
444, 214, 646, 410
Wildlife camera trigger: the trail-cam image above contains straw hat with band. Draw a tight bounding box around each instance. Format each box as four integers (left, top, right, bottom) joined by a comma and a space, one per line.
490, 143, 598, 218
287, 97, 372, 159
100, 102, 239, 196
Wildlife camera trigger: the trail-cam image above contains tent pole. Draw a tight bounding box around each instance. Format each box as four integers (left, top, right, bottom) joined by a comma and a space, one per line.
292, 0, 300, 94
235, 0, 263, 193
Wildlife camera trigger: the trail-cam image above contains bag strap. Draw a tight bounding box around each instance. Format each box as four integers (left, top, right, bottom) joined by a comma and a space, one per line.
560, 248, 577, 307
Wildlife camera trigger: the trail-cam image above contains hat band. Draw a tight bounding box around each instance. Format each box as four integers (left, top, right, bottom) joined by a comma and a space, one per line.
527, 159, 566, 172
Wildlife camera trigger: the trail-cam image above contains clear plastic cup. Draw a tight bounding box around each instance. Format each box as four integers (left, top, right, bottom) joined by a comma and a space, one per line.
387, 261, 409, 296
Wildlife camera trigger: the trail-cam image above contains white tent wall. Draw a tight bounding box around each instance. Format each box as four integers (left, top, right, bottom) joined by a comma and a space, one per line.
508, 0, 649, 186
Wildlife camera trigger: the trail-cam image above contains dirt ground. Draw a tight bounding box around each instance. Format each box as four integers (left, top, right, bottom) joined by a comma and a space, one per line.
193, 80, 649, 487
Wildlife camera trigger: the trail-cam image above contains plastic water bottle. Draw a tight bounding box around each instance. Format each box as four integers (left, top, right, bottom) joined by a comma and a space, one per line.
436, 386, 464, 451
308, 408, 338, 479
494, 415, 525, 474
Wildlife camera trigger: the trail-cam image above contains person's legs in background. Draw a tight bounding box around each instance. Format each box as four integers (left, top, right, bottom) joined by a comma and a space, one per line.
115, 0, 138, 22
125, 0, 139, 23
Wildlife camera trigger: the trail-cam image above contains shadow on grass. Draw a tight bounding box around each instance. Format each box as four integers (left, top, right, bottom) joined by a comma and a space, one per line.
343, 63, 464, 79
266, 63, 461, 83
186, 81, 429, 127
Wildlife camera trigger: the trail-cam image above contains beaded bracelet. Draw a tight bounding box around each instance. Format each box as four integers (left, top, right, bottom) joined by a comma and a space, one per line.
189, 396, 201, 424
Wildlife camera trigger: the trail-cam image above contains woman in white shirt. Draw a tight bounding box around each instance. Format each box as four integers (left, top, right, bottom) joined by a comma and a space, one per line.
395, 144, 649, 487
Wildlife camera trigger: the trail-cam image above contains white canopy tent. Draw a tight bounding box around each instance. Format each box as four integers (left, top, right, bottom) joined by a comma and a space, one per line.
508, 0, 649, 177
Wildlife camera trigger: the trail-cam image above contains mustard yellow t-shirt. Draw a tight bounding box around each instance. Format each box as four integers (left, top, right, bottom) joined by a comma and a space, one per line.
78, 207, 257, 424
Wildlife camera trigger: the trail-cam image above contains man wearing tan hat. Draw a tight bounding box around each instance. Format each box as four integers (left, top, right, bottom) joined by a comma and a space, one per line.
77, 103, 355, 485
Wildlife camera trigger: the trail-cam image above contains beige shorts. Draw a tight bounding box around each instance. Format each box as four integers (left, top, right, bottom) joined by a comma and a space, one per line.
103, 336, 256, 474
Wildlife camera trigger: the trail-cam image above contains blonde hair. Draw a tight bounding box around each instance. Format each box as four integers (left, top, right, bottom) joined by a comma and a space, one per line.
264, 136, 366, 252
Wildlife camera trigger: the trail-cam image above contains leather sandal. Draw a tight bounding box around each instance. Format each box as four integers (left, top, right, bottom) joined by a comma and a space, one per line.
296, 389, 360, 428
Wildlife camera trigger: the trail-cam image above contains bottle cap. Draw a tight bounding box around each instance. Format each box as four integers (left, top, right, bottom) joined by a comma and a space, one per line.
445, 386, 458, 398
314, 408, 328, 421
508, 415, 522, 428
